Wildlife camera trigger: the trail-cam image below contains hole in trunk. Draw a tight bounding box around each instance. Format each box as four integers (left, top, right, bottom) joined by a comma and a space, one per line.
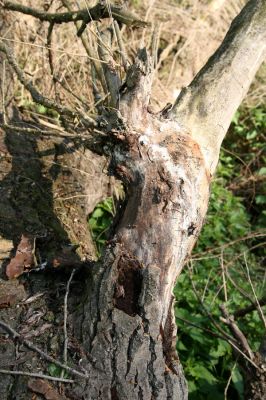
114, 255, 143, 316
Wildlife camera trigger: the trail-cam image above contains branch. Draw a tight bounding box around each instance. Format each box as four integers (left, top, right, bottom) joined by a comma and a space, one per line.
61, 0, 107, 93
0, 41, 97, 127
0, 369, 74, 384
98, 28, 121, 107
0, 42, 74, 118
220, 304, 254, 361
0, 320, 89, 380
233, 295, 266, 319
171, 0, 266, 174
2, 1, 149, 30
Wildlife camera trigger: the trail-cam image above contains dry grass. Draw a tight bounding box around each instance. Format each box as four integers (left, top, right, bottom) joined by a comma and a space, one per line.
2, 0, 265, 118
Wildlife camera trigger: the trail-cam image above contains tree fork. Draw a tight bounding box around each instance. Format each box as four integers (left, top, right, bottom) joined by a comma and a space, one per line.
76, 0, 266, 396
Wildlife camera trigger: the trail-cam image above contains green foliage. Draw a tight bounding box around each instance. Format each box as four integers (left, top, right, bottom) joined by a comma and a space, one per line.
47, 363, 69, 379
175, 107, 266, 399
88, 197, 115, 255
19, 99, 59, 119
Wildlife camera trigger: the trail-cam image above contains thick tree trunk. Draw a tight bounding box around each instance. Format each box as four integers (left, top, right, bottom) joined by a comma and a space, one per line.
72, 52, 210, 400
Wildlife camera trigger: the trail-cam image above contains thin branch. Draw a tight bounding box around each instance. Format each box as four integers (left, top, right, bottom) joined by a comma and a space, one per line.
61, 0, 107, 94
244, 253, 266, 329
224, 362, 237, 400
191, 231, 266, 259
171, 0, 266, 174
0, 42, 74, 118
63, 270, 75, 367
1, 59, 7, 124
2, 1, 149, 28
98, 28, 121, 108
220, 304, 254, 361
233, 295, 266, 319
0, 320, 89, 380
0, 369, 74, 383
188, 262, 237, 345
151, 23, 161, 69
113, 20, 129, 72
47, 22, 55, 76
175, 315, 229, 341
0, 123, 83, 139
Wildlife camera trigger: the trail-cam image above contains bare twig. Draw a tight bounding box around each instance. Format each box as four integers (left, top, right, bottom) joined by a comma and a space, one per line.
113, 20, 129, 72
0, 369, 74, 383
0, 123, 85, 139
2, 1, 149, 28
1, 59, 7, 124
188, 262, 237, 344
191, 231, 266, 259
221, 251, 228, 302
244, 253, 266, 330
0, 320, 88, 380
175, 315, 229, 341
0, 42, 74, 118
98, 28, 121, 107
61, 0, 107, 93
234, 295, 266, 319
224, 362, 237, 400
220, 304, 254, 361
63, 270, 75, 368
151, 23, 161, 68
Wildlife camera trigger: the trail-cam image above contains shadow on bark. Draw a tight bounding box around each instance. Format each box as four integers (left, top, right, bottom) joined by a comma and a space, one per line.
0, 111, 112, 399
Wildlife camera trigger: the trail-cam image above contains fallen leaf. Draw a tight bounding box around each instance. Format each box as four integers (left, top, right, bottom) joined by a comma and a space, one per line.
6, 235, 36, 279
0, 280, 26, 306
0, 236, 13, 260
28, 379, 67, 400
0, 294, 17, 309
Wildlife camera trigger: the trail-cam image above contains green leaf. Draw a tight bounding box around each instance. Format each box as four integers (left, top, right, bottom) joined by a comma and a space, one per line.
190, 364, 217, 384
256, 195, 266, 204
246, 130, 257, 140
232, 367, 244, 399
258, 167, 266, 176
91, 208, 104, 218
47, 363, 68, 378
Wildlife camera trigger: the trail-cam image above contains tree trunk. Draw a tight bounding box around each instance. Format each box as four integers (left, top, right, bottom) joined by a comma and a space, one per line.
73, 52, 209, 399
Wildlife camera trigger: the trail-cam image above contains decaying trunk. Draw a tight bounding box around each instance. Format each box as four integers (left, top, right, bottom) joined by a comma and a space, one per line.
0, 1, 266, 399
77, 122, 209, 398
73, 2, 266, 398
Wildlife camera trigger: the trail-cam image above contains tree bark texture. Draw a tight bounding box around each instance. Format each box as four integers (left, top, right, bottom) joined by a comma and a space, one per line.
74, 52, 209, 399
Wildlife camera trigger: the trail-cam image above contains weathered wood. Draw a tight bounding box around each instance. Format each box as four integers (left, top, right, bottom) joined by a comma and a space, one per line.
77, 52, 209, 400
171, 0, 266, 174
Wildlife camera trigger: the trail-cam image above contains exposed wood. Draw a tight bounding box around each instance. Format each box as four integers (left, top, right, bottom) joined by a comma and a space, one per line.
171, 0, 266, 174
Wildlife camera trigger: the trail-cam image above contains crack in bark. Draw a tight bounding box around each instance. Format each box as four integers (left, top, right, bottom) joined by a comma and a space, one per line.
147, 335, 163, 398
111, 321, 118, 396
138, 384, 144, 400
125, 327, 140, 378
